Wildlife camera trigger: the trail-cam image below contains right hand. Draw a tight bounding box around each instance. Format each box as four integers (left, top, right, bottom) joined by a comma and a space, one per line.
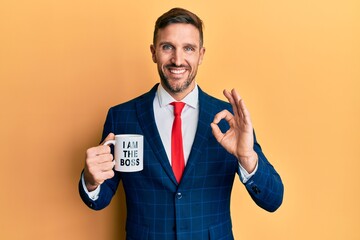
83, 133, 115, 191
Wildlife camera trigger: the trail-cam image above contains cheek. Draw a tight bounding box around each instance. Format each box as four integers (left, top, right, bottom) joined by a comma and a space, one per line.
156, 55, 169, 66
189, 57, 201, 69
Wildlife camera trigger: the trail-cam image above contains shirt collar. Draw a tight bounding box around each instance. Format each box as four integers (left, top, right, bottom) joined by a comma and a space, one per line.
156, 83, 199, 109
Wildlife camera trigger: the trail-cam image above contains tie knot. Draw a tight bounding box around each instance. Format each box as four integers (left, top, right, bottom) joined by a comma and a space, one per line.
171, 102, 185, 117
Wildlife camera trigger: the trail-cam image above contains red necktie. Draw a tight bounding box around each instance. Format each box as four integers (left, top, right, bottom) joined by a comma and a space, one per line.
171, 102, 186, 183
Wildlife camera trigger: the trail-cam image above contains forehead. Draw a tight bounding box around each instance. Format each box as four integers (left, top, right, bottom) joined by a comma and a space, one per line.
155, 23, 200, 46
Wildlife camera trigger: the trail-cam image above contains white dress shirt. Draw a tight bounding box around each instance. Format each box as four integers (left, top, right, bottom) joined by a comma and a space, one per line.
153, 83, 198, 165
82, 83, 257, 200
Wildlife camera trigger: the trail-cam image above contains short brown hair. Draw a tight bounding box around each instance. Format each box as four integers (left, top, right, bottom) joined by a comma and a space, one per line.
153, 8, 204, 47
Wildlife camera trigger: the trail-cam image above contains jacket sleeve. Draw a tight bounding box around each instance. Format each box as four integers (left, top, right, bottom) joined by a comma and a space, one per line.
240, 131, 284, 212
78, 171, 121, 210
78, 107, 122, 210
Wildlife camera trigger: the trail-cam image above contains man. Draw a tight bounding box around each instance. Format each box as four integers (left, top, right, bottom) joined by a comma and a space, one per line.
79, 7, 283, 240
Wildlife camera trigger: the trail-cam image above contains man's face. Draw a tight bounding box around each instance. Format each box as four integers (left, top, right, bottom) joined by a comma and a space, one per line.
150, 23, 205, 100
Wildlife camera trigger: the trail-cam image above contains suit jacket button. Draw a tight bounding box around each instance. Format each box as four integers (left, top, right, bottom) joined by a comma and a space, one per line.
252, 186, 261, 194
176, 192, 182, 199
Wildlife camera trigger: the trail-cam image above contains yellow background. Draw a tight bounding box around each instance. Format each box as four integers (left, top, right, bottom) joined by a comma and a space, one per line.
1, 0, 359, 239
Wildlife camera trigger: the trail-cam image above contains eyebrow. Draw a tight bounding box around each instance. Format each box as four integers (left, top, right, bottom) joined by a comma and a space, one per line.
158, 41, 199, 49
158, 41, 174, 46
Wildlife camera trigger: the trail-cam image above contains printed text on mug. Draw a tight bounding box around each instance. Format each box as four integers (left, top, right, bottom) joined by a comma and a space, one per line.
121, 141, 140, 166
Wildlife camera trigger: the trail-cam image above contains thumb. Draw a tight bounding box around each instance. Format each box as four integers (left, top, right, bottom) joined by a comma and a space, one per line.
101, 133, 115, 145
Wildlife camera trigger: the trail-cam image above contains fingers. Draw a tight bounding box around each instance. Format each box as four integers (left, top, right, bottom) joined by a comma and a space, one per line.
238, 98, 251, 125
87, 132, 115, 158
223, 89, 241, 103
84, 133, 116, 189
99, 170, 115, 183
86, 145, 114, 165
85, 166, 114, 190
212, 109, 234, 123
211, 109, 234, 143
84, 148, 115, 189
223, 89, 238, 117
86, 145, 111, 158
101, 133, 115, 144
223, 88, 245, 121
223, 88, 252, 125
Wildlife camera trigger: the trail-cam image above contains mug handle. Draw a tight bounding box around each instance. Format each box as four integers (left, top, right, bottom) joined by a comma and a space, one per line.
103, 140, 116, 168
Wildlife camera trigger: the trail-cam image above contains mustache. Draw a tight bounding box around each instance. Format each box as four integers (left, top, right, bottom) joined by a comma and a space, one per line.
165, 64, 190, 69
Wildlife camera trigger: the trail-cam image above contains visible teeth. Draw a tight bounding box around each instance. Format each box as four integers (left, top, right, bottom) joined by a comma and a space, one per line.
170, 69, 186, 74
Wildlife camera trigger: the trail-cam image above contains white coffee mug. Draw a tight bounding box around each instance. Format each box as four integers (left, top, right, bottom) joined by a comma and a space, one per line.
104, 134, 144, 172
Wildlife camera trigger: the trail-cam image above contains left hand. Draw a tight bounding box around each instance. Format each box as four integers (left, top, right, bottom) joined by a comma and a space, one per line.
210, 89, 258, 173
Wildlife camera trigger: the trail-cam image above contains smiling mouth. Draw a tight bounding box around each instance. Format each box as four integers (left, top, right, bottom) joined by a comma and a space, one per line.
166, 64, 190, 76
169, 68, 186, 74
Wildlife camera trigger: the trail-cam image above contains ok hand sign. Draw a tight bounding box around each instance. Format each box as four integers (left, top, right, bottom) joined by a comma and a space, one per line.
210, 89, 258, 173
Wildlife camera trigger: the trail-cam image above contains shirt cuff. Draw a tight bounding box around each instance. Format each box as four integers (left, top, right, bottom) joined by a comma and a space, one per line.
81, 173, 100, 201
239, 161, 258, 183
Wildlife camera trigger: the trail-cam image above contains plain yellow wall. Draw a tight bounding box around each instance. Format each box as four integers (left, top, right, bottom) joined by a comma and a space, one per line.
1, 0, 359, 239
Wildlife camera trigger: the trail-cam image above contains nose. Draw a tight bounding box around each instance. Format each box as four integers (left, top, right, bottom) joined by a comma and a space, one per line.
171, 49, 184, 66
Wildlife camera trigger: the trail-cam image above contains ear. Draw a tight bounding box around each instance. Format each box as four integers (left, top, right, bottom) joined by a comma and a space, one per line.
198, 47, 206, 65
150, 44, 157, 63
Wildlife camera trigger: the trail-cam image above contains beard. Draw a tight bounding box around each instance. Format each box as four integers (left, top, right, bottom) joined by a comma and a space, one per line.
158, 64, 196, 94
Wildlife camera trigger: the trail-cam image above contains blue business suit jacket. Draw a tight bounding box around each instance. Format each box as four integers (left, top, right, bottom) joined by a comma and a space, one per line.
79, 84, 284, 240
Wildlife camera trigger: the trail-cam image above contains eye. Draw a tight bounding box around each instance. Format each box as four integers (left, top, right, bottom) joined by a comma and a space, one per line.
184, 46, 195, 52
162, 44, 173, 51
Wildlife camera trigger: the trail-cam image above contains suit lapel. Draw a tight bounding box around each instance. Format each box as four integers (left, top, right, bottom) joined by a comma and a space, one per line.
136, 85, 217, 186
181, 87, 214, 182
136, 84, 178, 185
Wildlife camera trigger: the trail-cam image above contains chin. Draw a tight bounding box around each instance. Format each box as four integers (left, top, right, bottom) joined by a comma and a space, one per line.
160, 71, 195, 93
